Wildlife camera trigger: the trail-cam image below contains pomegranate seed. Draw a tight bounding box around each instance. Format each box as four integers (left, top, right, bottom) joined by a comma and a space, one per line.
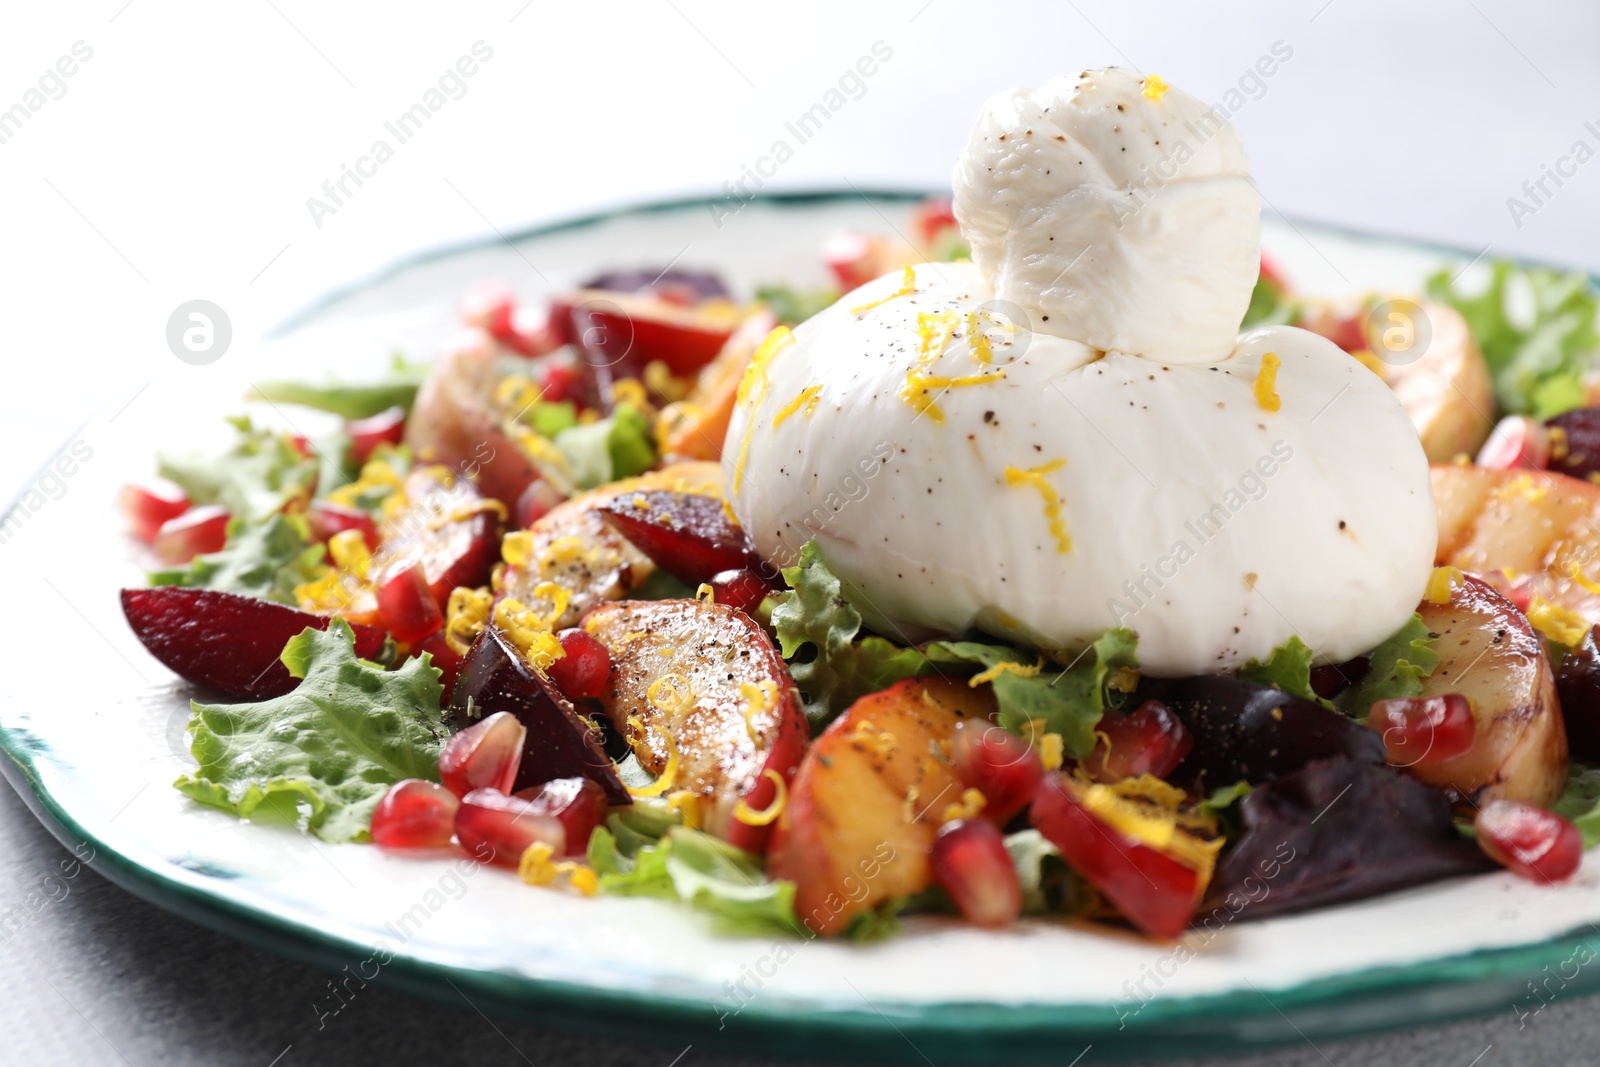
376, 563, 444, 643
949, 721, 1044, 824
539, 360, 585, 405
455, 788, 566, 868
546, 629, 611, 700
1031, 773, 1200, 939
345, 406, 407, 466
415, 631, 464, 703
439, 711, 526, 798
1476, 415, 1551, 470
1476, 800, 1583, 883
505, 305, 556, 357
460, 280, 516, 340
911, 198, 959, 247
153, 505, 231, 564
1309, 657, 1368, 699
710, 567, 773, 617
308, 500, 378, 547
288, 434, 313, 458
1082, 701, 1193, 783
512, 777, 608, 855
930, 819, 1022, 928
118, 478, 190, 543
1367, 694, 1475, 767
514, 478, 565, 529
371, 779, 459, 848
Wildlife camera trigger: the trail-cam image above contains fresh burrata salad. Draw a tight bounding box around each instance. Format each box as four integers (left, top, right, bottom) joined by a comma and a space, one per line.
121, 69, 1600, 941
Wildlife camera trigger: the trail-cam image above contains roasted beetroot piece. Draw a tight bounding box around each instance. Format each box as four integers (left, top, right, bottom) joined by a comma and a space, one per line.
949, 720, 1044, 824
121, 586, 389, 700
564, 289, 739, 378
446, 625, 629, 805
1545, 407, 1600, 482
1476, 799, 1583, 883
930, 819, 1022, 929
371, 780, 459, 849
455, 788, 565, 868
1309, 657, 1368, 700
119, 478, 190, 543
597, 490, 760, 588
546, 628, 611, 701
579, 267, 731, 302
512, 777, 608, 856
1155, 675, 1385, 792
1031, 773, 1201, 940
1557, 627, 1600, 762
1200, 756, 1493, 922
1081, 700, 1193, 783
345, 406, 407, 466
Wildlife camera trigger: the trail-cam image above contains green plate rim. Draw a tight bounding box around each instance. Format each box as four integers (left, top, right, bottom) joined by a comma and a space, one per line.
6, 188, 1599, 1064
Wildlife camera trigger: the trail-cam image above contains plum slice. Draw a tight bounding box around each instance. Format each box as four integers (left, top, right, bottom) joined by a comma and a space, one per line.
121, 586, 388, 700
370, 465, 502, 606
596, 489, 766, 590
1200, 755, 1492, 922
446, 624, 629, 805
1151, 675, 1385, 792
585, 597, 808, 849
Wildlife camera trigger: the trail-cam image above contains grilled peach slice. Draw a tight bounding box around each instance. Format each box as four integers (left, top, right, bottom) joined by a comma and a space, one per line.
499, 462, 721, 629
1379, 300, 1494, 463
654, 309, 777, 463
1432, 464, 1600, 626
583, 597, 807, 849
1374, 572, 1567, 806
768, 677, 997, 937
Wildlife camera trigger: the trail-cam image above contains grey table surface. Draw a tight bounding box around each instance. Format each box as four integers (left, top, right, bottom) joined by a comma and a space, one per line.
0, 777, 1593, 1067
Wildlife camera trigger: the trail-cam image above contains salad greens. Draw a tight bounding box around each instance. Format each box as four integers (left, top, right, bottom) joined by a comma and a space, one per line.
769, 540, 1137, 755
158, 415, 317, 521
150, 513, 326, 606
1241, 272, 1296, 330
554, 403, 656, 489
250, 356, 431, 419
1333, 613, 1441, 717
1427, 261, 1600, 419
176, 620, 448, 843
1238, 635, 1326, 706
756, 284, 841, 327
1554, 763, 1600, 849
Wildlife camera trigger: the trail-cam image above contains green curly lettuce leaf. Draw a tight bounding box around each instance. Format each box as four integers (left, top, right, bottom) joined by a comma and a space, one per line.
1241, 272, 1296, 330
555, 402, 657, 490
768, 541, 937, 727
149, 513, 326, 605
1426, 261, 1600, 418
589, 826, 801, 937
1554, 763, 1600, 850
1238, 635, 1330, 707
249, 356, 430, 419
924, 630, 1138, 760
756, 284, 841, 327
158, 415, 318, 521
174, 620, 447, 843
1334, 613, 1441, 717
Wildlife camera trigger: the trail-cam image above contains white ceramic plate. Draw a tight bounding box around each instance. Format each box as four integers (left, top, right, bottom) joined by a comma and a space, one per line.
5, 192, 1598, 1063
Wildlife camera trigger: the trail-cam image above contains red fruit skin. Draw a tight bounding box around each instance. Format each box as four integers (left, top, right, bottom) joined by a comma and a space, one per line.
121, 586, 389, 700
950, 721, 1044, 824
930, 819, 1022, 928
371, 779, 459, 849
514, 479, 565, 530
153, 505, 231, 564
376, 563, 445, 644
308, 500, 378, 547
1477, 799, 1583, 883
1083, 700, 1194, 783
460, 280, 516, 340
415, 631, 463, 704
119, 479, 190, 543
345, 406, 407, 466
371, 468, 503, 608
567, 291, 735, 378
447, 625, 630, 805
821, 229, 881, 291
1257, 252, 1290, 293
709, 567, 778, 617
1367, 694, 1476, 767
1031, 773, 1200, 939
1476, 415, 1551, 470
438, 711, 527, 798
512, 777, 608, 855
455, 788, 566, 868
723, 684, 810, 856
547, 629, 612, 701
597, 490, 760, 588
911, 198, 959, 248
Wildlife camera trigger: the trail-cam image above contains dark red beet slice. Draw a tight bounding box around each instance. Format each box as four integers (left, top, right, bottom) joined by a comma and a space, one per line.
597, 490, 759, 588
446, 625, 629, 806
121, 586, 388, 700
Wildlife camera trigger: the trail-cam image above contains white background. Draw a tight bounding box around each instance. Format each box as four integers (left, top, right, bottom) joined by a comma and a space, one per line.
3, 0, 1599, 505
